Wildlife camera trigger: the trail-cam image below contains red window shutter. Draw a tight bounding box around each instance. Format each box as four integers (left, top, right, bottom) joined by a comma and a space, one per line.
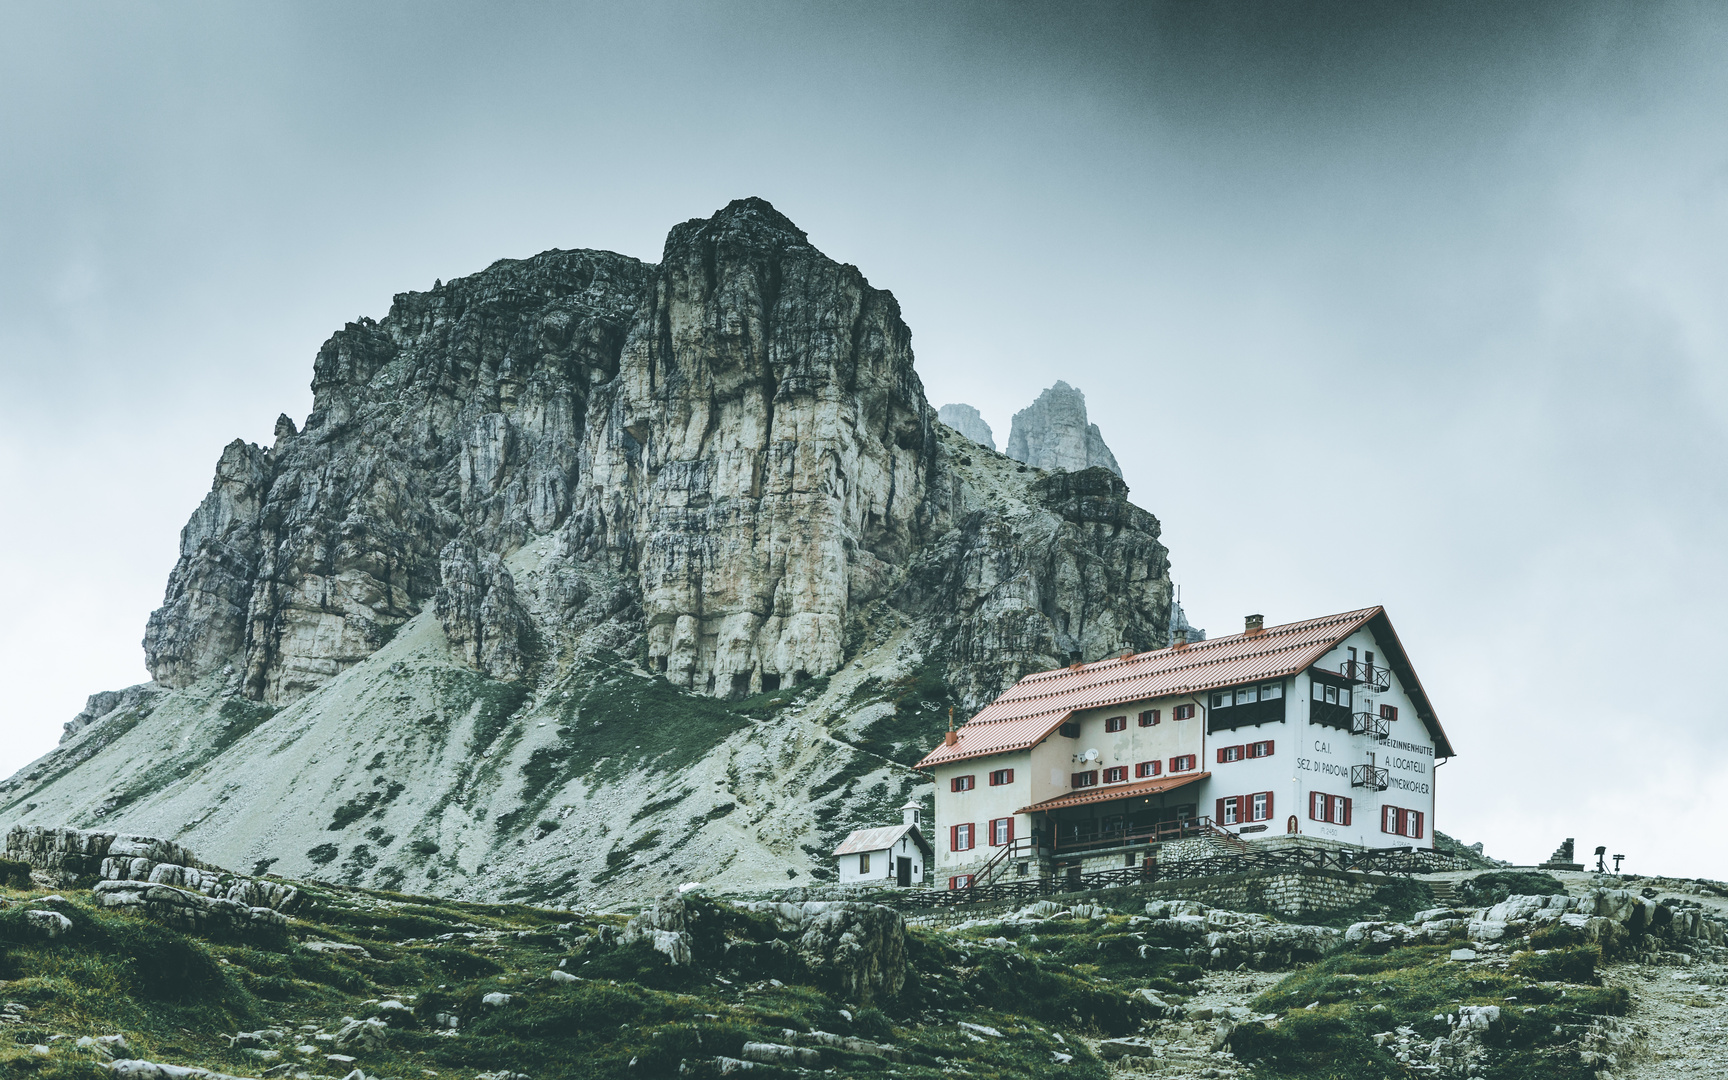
1265, 790, 1274, 818
1264, 740, 1274, 756
1215, 797, 1226, 823
1342, 797, 1352, 826
1006, 817, 1015, 843
1309, 792, 1321, 821
1216, 748, 1225, 763
1415, 811, 1424, 840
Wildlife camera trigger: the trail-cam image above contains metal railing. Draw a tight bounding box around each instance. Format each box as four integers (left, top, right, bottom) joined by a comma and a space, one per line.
1351, 764, 1389, 791
1338, 660, 1392, 692
1051, 815, 1221, 855
871, 843, 1471, 912
1351, 712, 1391, 740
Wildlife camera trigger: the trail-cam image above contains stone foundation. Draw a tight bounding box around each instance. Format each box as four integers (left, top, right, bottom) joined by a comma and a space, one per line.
1124, 867, 1381, 917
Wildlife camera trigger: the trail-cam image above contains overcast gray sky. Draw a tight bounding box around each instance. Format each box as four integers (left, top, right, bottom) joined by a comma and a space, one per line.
4, 1, 1725, 878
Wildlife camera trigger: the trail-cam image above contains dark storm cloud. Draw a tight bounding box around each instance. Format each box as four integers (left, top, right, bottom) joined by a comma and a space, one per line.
2, 1, 1725, 874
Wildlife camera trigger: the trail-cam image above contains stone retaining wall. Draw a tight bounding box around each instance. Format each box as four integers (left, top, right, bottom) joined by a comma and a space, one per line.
1127, 867, 1380, 917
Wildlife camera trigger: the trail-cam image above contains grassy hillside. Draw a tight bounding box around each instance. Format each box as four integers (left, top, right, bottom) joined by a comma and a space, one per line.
0, 867, 1654, 1080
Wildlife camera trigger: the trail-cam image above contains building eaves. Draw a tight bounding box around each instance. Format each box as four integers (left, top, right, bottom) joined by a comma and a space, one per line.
1016, 771, 1210, 814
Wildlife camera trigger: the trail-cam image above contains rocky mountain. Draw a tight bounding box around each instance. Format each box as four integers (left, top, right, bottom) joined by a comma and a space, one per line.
936, 403, 995, 451
1005, 380, 1122, 477
1, 199, 1173, 906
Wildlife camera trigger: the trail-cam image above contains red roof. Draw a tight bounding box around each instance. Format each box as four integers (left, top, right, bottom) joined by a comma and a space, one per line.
1017, 771, 1209, 814
915, 606, 1453, 769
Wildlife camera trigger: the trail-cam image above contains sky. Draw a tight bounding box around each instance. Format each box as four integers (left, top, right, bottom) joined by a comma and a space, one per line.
3, 1, 1726, 879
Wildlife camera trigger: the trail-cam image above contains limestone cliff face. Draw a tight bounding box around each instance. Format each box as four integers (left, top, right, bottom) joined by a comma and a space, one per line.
574, 202, 936, 696
9, 199, 1175, 904
937, 403, 995, 451
1005, 380, 1122, 477
143, 248, 652, 703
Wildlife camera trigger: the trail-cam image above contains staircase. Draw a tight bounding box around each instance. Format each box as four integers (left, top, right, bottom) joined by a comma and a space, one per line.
1428, 880, 1462, 906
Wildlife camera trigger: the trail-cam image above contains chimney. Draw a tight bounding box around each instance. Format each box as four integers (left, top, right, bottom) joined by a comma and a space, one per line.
1171, 636, 1188, 651
944, 730, 958, 746
902, 801, 922, 828
1245, 614, 1265, 636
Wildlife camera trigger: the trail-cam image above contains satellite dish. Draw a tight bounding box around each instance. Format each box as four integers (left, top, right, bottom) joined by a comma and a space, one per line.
1083, 748, 1099, 762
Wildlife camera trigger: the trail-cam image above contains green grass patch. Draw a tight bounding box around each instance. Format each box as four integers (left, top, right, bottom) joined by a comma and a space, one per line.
1457, 871, 1568, 907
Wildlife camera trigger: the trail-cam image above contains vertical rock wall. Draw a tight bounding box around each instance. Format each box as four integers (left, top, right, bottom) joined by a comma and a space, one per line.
1005, 380, 1122, 477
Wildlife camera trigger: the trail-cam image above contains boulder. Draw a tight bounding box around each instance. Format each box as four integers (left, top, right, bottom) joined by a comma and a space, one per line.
93, 880, 286, 941
108, 1062, 257, 1080
737, 900, 908, 1002
25, 909, 73, 938
332, 1017, 388, 1051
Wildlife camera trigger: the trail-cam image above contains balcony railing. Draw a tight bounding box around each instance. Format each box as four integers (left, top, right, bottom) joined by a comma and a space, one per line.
1310, 699, 1353, 731
1051, 815, 1217, 855
1339, 660, 1392, 692
1351, 711, 1391, 740
1351, 764, 1389, 791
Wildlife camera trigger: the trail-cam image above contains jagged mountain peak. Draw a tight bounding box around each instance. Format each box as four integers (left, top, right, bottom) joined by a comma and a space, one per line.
7, 201, 1173, 904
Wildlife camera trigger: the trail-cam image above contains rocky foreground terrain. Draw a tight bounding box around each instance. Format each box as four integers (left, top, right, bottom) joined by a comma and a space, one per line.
1, 198, 1172, 905
2, 826, 1725, 1080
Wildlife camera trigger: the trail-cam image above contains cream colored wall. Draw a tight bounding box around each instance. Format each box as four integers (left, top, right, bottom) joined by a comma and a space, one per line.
1058, 696, 1208, 786
930, 749, 1032, 875
929, 691, 1216, 879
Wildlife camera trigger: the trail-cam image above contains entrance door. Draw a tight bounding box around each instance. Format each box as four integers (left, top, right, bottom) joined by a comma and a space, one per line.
896, 857, 911, 887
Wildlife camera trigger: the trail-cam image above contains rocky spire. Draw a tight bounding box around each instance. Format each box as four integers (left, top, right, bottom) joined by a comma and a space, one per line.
1004, 381, 1122, 477
937, 403, 996, 451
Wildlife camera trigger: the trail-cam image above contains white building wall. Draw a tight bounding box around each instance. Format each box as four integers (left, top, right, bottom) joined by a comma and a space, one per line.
932, 749, 1033, 879
928, 622, 1443, 872
834, 832, 928, 884
1249, 627, 1437, 850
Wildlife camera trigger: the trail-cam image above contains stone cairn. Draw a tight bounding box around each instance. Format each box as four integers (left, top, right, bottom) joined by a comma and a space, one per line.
5, 825, 301, 938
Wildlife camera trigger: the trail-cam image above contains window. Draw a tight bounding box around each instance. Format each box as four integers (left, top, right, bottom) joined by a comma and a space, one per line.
1262, 682, 1284, 700
1071, 770, 1099, 788
1135, 760, 1161, 778
1308, 792, 1351, 824
1217, 745, 1244, 763
950, 823, 974, 851
1379, 704, 1398, 722
949, 874, 974, 890
1210, 691, 1229, 709
1235, 686, 1259, 706
951, 775, 975, 792
1103, 766, 1128, 784
1250, 791, 1271, 822
1381, 806, 1425, 839
1323, 684, 1337, 704
1169, 754, 1196, 772
1059, 721, 1081, 738
1104, 715, 1127, 733
1219, 795, 1240, 825
988, 768, 1014, 786
990, 817, 1015, 846
1174, 704, 1196, 721
858, 852, 870, 874
1248, 740, 1275, 758
1139, 709, 1160, 727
